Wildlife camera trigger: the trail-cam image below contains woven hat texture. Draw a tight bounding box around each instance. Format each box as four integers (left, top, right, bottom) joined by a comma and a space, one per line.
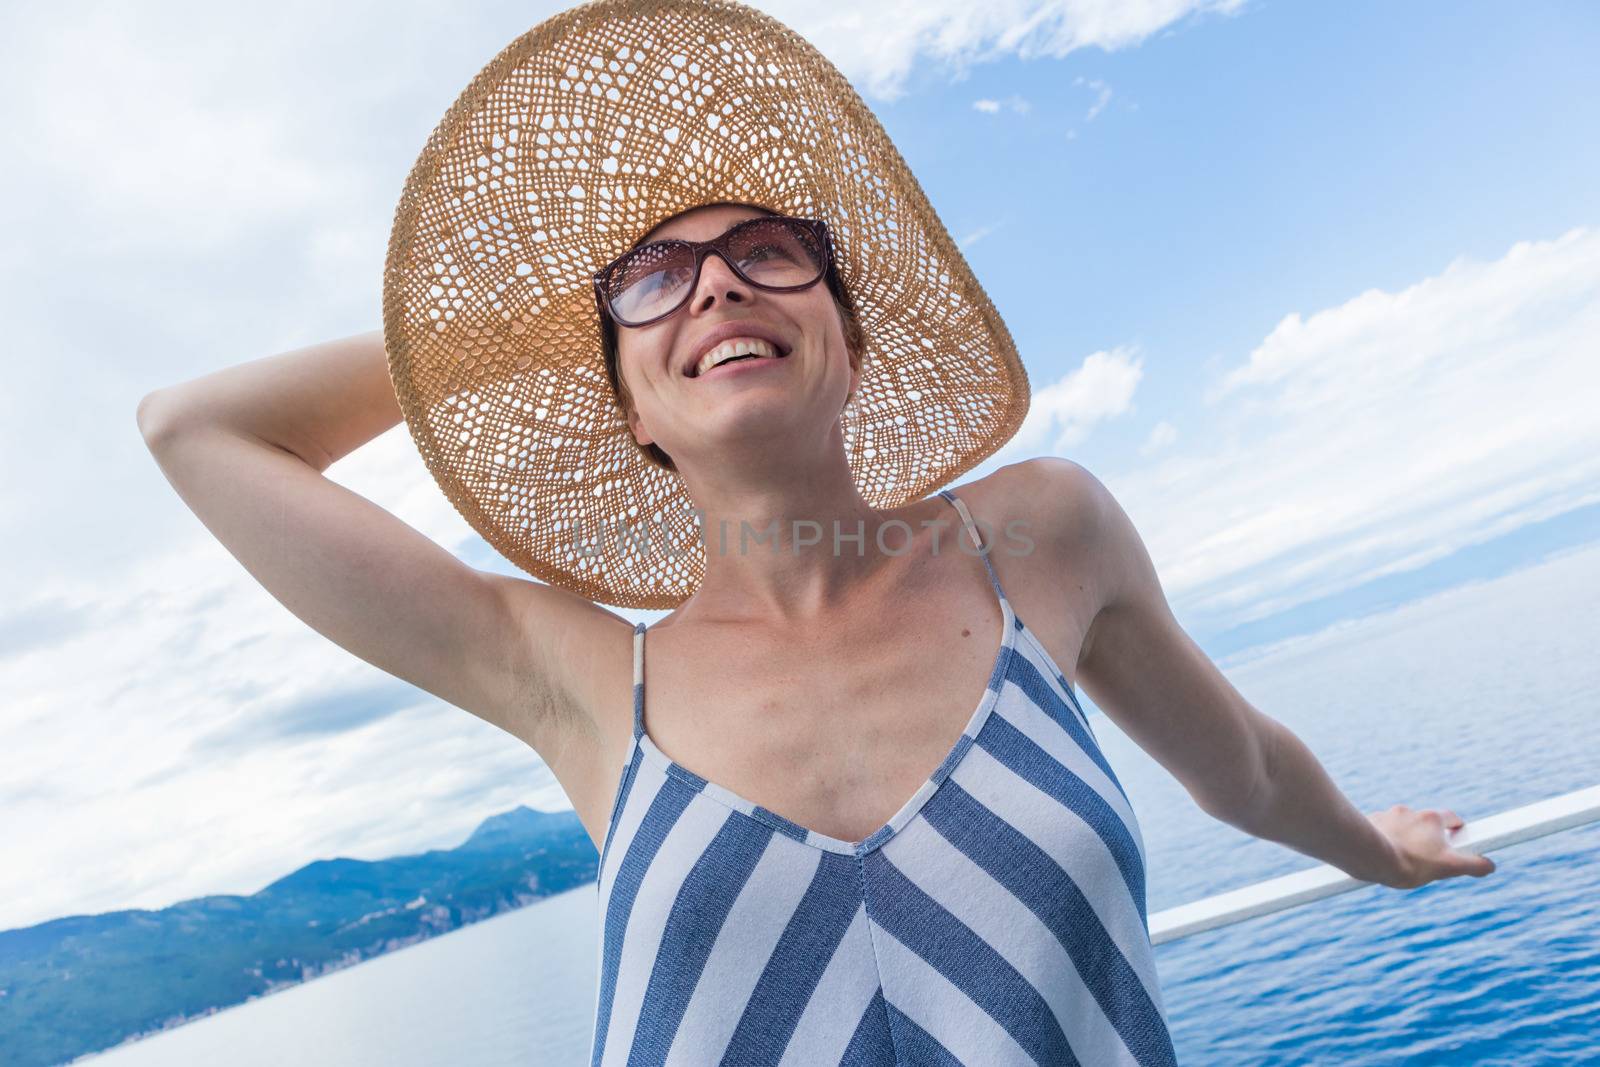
383, 0, 1030, 609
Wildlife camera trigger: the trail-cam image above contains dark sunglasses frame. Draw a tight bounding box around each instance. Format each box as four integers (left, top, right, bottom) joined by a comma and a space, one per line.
592, 215, 835, 328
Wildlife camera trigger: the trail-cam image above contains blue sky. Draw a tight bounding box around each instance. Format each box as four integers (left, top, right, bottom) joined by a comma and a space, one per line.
900, 0, 1600, 649
0, 0, 1596, 931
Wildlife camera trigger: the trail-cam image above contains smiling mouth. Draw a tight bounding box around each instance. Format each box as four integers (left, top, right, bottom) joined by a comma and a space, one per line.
698, 351, 787, 377
684, 342, 790, 379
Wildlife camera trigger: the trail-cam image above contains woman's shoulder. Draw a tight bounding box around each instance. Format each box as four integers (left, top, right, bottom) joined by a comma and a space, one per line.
943, 459, 1112, 672
946, 456, 1107, 552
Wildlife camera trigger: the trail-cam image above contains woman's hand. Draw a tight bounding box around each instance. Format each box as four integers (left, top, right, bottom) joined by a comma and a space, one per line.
1367, 804, 1497, 889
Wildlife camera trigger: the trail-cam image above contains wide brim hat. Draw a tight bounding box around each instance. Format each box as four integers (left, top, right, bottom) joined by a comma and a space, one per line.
383, 0, 1030, 609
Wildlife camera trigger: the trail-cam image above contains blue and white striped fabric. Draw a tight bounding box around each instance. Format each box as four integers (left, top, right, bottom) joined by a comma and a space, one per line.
591, 489, 1176, 1065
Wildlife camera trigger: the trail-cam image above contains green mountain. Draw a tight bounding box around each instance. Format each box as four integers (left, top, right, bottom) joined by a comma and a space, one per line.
0, 806, 598, 1067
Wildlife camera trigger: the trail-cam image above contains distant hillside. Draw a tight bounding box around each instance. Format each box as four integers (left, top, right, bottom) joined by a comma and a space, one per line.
0, 806, 598, 1067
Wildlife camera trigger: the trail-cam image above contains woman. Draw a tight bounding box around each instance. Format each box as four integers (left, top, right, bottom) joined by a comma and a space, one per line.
138, 1, 1493, 1063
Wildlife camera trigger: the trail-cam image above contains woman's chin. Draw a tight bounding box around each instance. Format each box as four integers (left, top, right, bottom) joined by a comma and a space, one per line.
678, 411, 818, 461
692, 389, 802, 427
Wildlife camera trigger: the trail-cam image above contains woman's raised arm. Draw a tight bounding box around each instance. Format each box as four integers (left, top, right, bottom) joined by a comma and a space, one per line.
135, 331, 630, 785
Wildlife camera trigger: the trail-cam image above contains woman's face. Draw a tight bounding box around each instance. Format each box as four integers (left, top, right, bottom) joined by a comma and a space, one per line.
614, 203, 859, 474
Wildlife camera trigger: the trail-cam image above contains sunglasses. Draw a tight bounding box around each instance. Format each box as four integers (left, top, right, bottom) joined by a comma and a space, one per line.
593, 215, 834, 328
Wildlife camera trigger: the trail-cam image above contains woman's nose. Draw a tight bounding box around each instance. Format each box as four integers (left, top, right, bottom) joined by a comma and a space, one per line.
688, 251, 755, 313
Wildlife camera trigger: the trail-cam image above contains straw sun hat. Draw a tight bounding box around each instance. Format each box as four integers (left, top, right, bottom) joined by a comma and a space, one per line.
382, 0, 1030, 609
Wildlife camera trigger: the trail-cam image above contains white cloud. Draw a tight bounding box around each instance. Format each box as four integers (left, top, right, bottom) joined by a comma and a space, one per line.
959, 222, 1002, 248
1073, 75, 1115, 121
14, 15, 351, 254
972, 95, 1032, 114
1104, 227, 1600, 631
763, 0, 1247, 100
1008, 346, 1145, 455
0, 427, 576, 931
1141, 420, 1179, 455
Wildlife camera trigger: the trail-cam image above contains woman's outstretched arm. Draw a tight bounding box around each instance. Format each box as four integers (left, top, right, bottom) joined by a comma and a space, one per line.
135, 331, 629, 798
1025, 458, 1494, 890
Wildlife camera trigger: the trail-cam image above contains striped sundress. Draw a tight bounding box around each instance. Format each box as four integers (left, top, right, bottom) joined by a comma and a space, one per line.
591, 488, 1177, 1065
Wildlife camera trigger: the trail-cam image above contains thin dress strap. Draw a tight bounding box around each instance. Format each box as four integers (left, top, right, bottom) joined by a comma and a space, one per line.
937, 488, 1007, 602
631, 621, 647, 741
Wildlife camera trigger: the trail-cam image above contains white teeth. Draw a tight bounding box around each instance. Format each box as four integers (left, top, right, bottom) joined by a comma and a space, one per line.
694, 337, 779, 377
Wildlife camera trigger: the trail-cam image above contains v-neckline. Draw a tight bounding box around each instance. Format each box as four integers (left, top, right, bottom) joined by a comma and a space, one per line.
628, 592, 1018, 857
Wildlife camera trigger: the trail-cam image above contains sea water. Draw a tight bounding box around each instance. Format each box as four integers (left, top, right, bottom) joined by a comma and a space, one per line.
82, 885, 600, 1066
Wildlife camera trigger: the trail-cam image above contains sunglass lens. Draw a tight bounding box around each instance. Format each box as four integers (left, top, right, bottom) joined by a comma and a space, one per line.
608, 243, 695, 324
726, 219, 825, 287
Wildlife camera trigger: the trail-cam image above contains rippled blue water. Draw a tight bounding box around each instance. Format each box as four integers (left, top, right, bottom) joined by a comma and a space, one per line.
1131, 541, 1600, 1065
90, 543, 1600, 1065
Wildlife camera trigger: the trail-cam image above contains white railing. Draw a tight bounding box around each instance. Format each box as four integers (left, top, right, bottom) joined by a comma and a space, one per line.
1149, 783, 1600, 946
